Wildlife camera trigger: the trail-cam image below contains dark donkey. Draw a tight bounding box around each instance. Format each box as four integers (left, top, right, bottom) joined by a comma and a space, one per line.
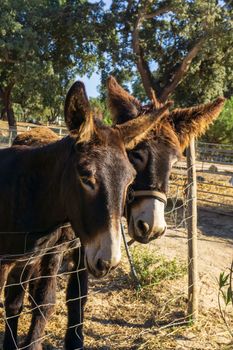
63, 76, 224, 347
2, 77, 225, 350
0, 81, 170, 350
107, 77, 225, 244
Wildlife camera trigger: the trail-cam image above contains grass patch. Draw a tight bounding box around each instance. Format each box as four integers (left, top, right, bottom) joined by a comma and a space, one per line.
132, 246, 186, 287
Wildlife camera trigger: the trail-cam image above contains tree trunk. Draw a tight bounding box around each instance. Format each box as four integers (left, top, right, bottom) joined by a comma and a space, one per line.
131, 2, 205, 105
1, 108, 8, 121
0, 84, 17, 134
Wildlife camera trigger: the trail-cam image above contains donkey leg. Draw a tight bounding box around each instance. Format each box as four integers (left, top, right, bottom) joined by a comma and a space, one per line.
65, 247, 88, 350
0, 264, 12, 305
23, 252, 62, 350
3, 264, 32, 350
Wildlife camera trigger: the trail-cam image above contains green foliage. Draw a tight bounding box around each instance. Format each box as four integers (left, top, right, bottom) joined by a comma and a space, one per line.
218, 261, 233, 338
202, 97, 233, 144
89, 97, 112, 125
1, 0, 232, 136
12, 63, 70, 123
219, 267, 233, 307
99, 1, 232, 105
132, 246, 186, 287
0, 0, 104, 124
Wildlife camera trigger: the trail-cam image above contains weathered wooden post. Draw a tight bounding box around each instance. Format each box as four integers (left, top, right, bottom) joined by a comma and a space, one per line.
186, 137, 198, 321
8, 130, 13, 146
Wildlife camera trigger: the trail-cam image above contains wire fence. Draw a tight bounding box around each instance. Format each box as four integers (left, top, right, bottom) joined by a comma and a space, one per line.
0, 129, 232, 349
0, 155, 181, 348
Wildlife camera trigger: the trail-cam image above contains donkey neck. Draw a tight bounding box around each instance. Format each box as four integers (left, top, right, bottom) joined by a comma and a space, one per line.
0, 136, 74, 234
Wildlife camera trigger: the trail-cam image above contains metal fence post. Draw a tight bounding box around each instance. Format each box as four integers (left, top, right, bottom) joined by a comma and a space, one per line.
186, 137, 198, 322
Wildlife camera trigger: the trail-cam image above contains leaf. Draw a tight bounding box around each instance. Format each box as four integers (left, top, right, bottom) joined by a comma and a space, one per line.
226, 286, 233, 306
219, 272, 230, 288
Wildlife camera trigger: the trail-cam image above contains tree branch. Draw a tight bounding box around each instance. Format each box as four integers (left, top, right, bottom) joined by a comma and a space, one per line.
132, 1, 173, 107
144, 7, 173, 19
159, 38, 205, 102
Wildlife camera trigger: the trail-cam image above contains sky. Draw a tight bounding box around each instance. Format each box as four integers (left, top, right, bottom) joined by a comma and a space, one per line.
81, 72, 101, 98
81, 0, 112, 98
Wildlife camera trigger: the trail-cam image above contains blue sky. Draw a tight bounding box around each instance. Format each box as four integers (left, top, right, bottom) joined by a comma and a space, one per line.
81, 72, 101, 98
81, 0, 112, 98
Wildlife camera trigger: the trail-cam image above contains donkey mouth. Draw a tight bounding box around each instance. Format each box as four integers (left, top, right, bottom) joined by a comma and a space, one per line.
129, 217, 167, 243
134, 236, 154, 244
84, 254, 111, 279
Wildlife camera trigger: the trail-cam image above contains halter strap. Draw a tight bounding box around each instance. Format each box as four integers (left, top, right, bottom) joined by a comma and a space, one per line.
127, 189, 167, 206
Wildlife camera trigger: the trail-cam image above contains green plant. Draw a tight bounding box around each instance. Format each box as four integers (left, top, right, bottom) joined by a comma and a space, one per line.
89, 98, 112, 125
218, 260, 233, 339
132, 246, 186, 287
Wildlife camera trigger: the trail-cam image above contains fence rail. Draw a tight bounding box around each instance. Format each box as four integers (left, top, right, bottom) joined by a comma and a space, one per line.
170, 162, 233, 216
197, 142, 233, 164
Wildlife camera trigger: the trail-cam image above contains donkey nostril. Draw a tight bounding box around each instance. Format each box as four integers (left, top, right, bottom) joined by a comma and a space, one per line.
137, 220, 150, 236
96, 259, 110, 272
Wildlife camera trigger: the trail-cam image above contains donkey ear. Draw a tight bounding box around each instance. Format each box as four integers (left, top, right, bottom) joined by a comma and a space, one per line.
64, 81, 94, 142
170, 97, 225, 150
107, 76, 141, 124
117, 102, 172, 150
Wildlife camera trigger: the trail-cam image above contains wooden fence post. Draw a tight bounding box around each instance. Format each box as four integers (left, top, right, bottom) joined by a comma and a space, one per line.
186, 137, 198, 321
8, 130, 12, 147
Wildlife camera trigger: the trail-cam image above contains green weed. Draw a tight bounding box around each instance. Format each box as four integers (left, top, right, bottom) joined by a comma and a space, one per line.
132, 246, 186, 287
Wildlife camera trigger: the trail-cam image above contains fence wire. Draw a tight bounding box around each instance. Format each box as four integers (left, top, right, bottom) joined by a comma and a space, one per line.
0, 162, 190, 349
0, 132, 232, 349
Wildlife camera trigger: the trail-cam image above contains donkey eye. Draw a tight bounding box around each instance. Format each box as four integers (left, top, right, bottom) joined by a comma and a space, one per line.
131, 151, 144, 162
80, 176, 96, 190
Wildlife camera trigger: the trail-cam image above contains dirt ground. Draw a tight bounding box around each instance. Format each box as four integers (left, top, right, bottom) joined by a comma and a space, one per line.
0, 207, 232, 350
81, 209, 233, 350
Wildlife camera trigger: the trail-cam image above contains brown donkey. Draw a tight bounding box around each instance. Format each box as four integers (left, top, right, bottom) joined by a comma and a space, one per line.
0, 80, 169, 269
107, 76, 225, 243
0, 81, 170, 350
1, 79, 225, 350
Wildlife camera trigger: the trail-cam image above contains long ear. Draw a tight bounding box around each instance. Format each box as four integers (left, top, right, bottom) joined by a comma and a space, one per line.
117, 102, 172, 150
170, 97, 226, 150
64, 81, 94, 143
107, 76, 141, 124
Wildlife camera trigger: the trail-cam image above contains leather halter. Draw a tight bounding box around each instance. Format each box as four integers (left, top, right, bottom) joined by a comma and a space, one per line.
125, 187, 167, 222
126, 188, 167, 206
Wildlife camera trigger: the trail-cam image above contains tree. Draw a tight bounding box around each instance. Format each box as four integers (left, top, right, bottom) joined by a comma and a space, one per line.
99, 0, 232, 107
13, 64, 69, 124
0, 0, 104, 131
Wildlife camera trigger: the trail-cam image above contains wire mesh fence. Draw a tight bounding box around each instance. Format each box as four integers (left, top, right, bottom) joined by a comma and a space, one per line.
0, 163, 183, 349
0, 130, 232, 349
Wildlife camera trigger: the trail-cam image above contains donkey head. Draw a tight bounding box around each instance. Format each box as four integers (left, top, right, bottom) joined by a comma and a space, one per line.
62, 81, 169, 277
107, 76, 225, 244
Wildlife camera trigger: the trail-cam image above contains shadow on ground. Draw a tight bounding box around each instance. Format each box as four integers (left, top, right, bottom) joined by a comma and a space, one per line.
0, 331, 59, 350
198, 208, 233, 240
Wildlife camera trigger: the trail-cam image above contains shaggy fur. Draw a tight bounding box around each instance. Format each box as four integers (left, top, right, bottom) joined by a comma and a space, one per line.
107, 76, 142, 123
170, 97, 226, 150
1, 79, 168, 350
116, 102, 172, 150
1, 77, 225, 350
107, 76, 225, 153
